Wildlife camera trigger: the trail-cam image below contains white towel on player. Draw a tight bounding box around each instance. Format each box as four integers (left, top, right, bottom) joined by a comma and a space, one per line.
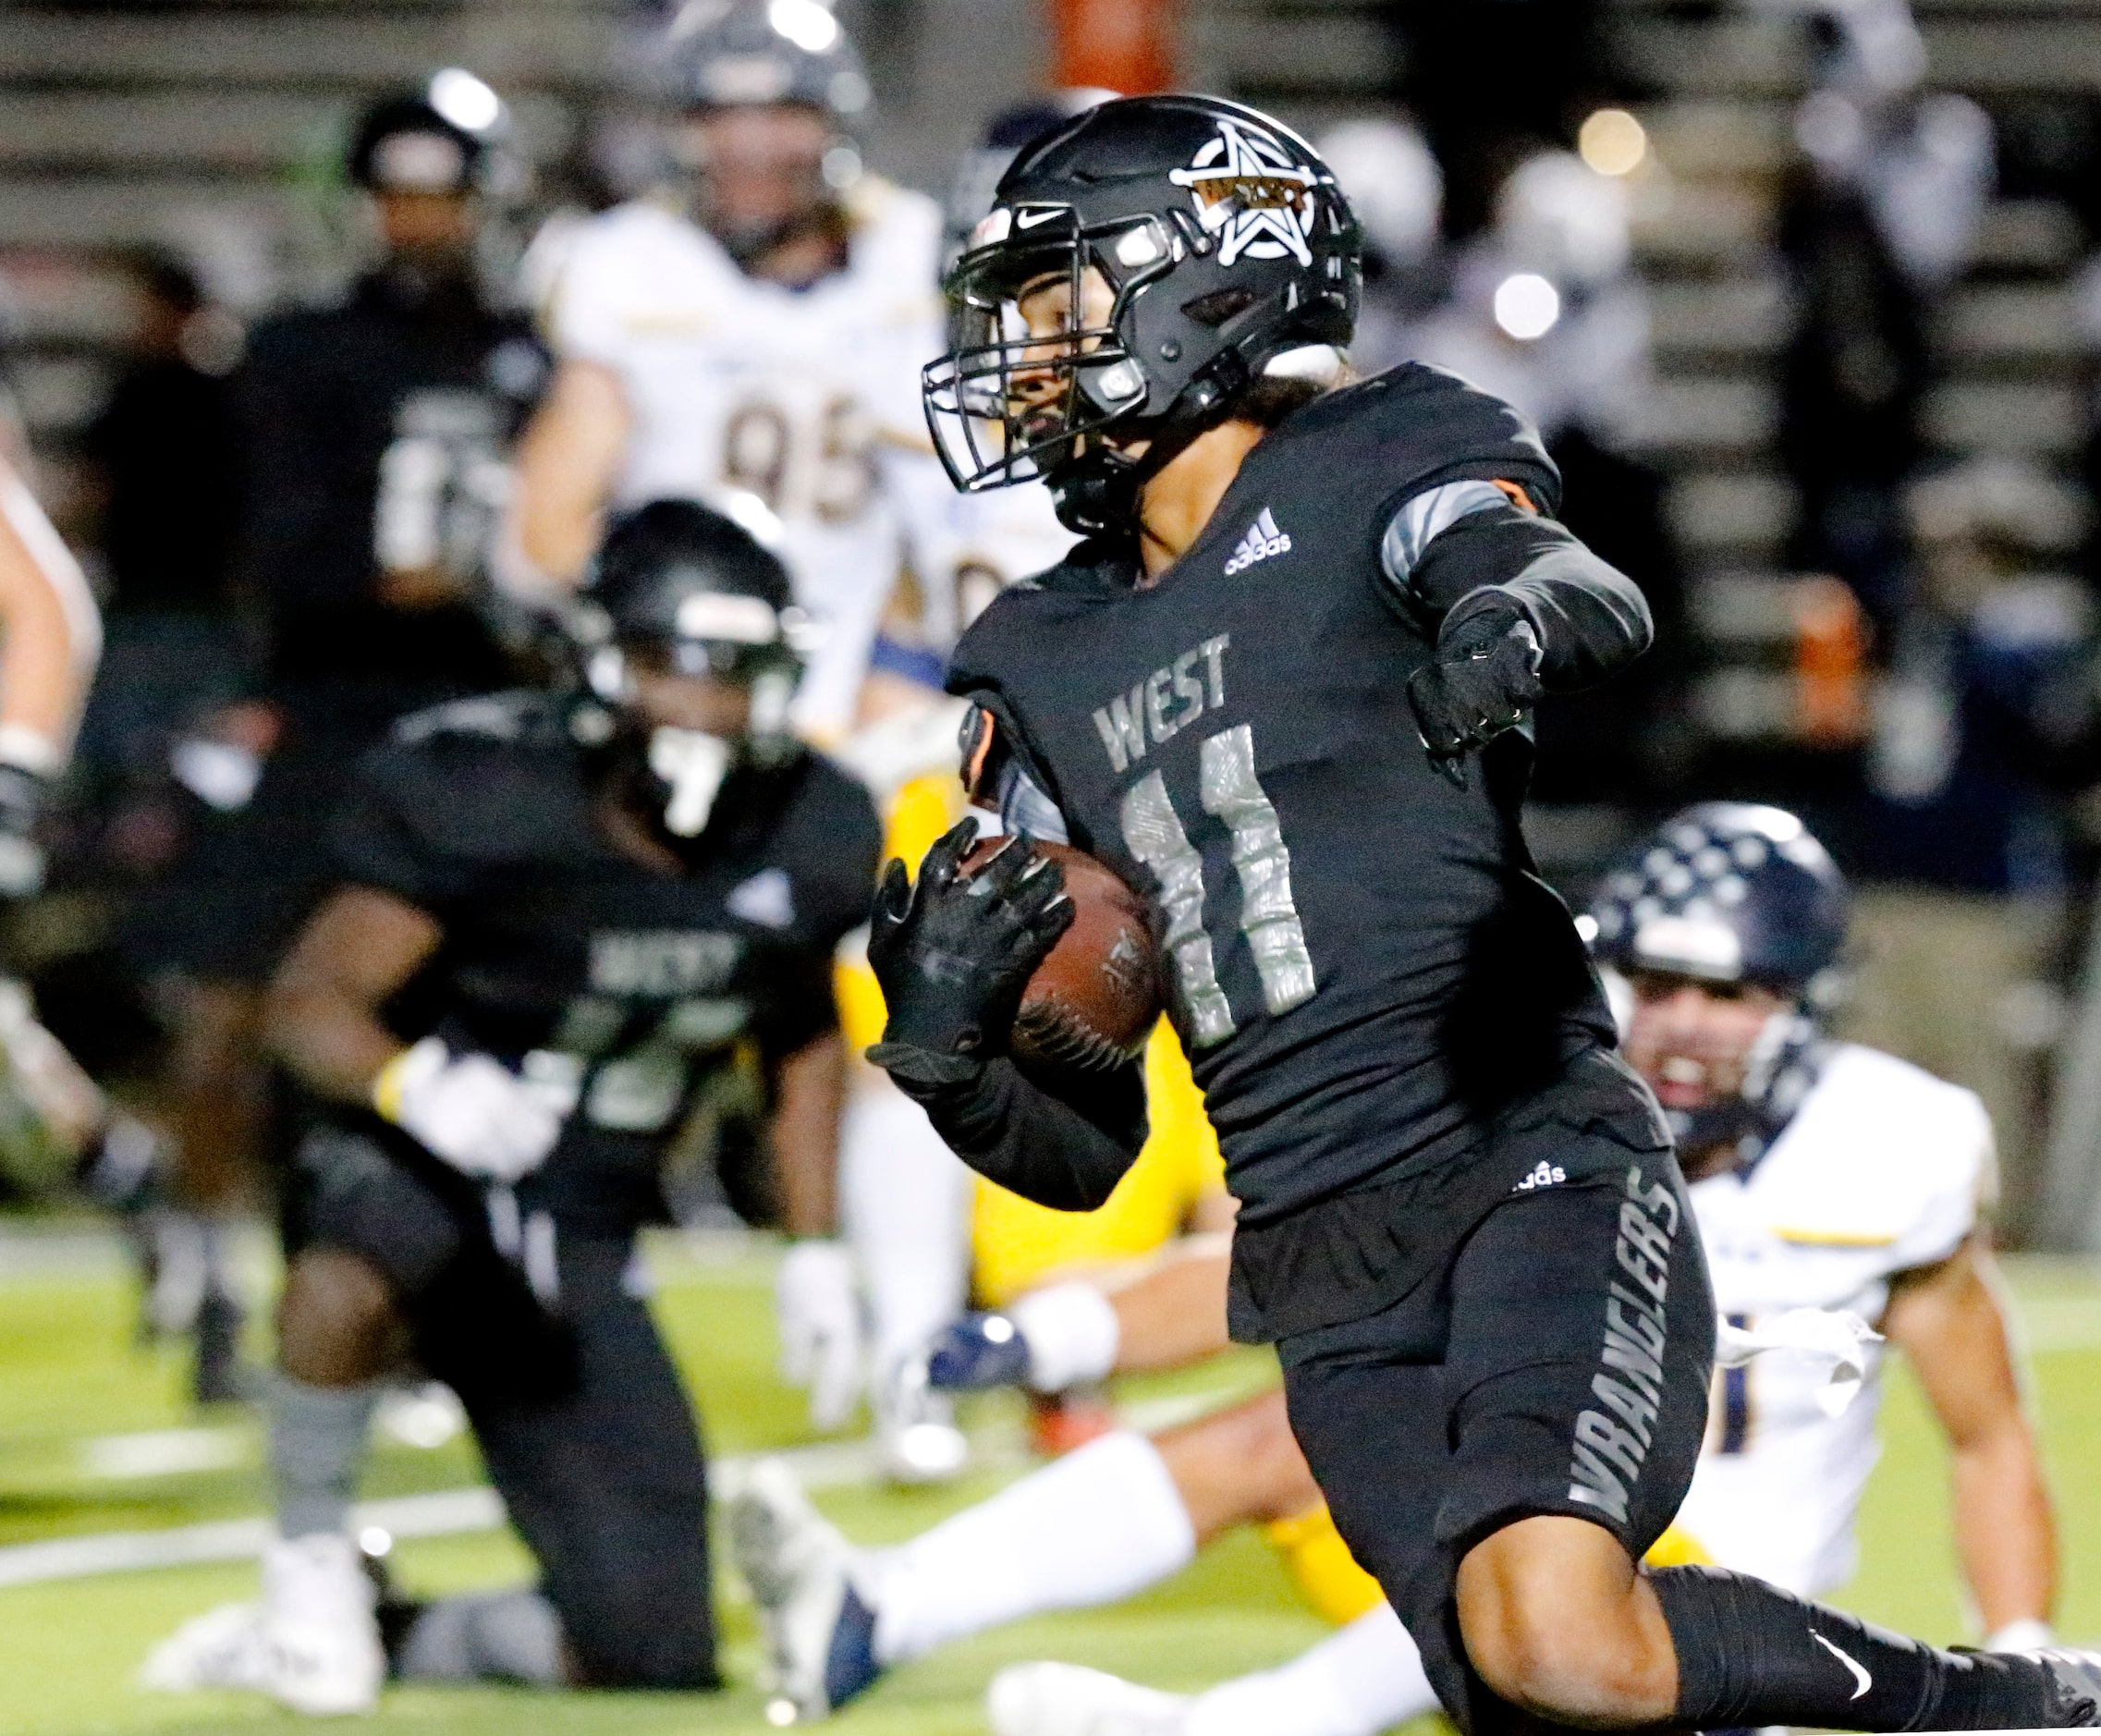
1714, 1307, 1883, 1418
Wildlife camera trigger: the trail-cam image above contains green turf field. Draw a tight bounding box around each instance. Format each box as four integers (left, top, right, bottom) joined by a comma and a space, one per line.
3, 1227, 2099, 1736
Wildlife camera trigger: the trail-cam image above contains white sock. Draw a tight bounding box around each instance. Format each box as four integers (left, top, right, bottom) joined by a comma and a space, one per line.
868, 1429, 1196, 1664
842, 1079, 973, 1375
1011, 1281, 1121, 1391
1186, 1606, 1437, 1736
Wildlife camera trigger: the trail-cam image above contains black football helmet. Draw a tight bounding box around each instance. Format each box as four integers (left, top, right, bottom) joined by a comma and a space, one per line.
1586, 802, 1851, 1158
571, 499, 812, 837
922, 94, 1362, 534
942, 90, 1120, 267
348, 92, 489, 195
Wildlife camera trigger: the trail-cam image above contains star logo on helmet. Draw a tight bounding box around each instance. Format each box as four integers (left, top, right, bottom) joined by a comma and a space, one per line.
1167, 120, 1317, 269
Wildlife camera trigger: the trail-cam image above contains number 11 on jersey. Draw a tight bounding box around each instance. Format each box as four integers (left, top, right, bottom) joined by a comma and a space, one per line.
1118, 723, 1317, 1047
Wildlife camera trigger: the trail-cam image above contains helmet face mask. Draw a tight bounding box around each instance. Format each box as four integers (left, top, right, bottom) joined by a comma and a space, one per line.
924, 209, 1173, 494
1587, 802, 1851, 1161
573, 500, 809, 842
921, 95, 1362, 532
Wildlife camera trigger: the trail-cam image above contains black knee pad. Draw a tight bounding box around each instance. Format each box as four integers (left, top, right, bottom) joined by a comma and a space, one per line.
290, 1126, 462, 1295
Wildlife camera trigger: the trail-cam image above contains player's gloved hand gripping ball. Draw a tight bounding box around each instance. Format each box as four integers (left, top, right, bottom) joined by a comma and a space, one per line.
866, 822, 1076, 1069
1406, 591, 1545, 789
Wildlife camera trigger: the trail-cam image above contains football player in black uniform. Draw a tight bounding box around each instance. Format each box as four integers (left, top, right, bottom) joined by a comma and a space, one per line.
867, 95, 2101, 1736
142, 501, 878, 1713
129, 87, 550, 1399
152, 85, 545, 982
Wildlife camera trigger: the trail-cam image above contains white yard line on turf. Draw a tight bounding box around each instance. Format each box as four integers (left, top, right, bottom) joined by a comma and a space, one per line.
81, 1426, 250, 1479
0, 1434, 900, 1591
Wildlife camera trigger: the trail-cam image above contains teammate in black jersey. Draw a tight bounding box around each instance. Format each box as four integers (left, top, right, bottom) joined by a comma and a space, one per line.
127, 88, 554, 1402
146, 88, 547, 984
869, 95, 2101, 1736
142, 501, 878, 1714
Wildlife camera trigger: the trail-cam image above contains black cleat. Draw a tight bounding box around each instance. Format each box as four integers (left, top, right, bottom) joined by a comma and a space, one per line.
2029, 1650, 2101, 1728
191, 1289, 250, 1406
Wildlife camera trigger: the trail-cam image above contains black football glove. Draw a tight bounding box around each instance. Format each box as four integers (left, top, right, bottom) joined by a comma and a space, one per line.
0, 764, 49, 896
1406, 592, 1545, 790
865, 822, 1074, 1070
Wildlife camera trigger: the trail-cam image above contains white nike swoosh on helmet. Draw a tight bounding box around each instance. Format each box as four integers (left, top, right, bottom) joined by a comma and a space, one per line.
1814, 1633, 1874, 1700
1016, 208, 1065, 228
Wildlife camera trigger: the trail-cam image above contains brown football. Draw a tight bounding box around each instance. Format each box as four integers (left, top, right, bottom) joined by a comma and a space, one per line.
962, 837, 1161, 1070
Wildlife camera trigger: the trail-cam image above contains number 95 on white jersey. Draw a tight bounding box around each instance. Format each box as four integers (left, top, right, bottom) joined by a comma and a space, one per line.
545, 188, 946, 740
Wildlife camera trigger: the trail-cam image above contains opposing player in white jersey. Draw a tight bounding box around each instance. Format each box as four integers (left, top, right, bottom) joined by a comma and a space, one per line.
740, 802, 2061, 1735
514, 0, 933, 740
509, 0, 1045, 1470
1597, 802, 2051, 1621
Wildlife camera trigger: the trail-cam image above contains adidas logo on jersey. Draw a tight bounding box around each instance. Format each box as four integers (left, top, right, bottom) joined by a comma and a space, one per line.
727, 867, 796, 929
1224, 508, 1291, 575
1513, 1160, 1567, 1192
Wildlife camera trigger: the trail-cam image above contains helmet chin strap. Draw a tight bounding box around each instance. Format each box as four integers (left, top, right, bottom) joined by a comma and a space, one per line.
1048, 385, 1227, 539
1050, 343, 1321, 543
649, 727, 732, 837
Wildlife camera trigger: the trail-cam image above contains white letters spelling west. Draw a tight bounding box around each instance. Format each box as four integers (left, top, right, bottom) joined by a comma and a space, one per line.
1093, 635, 1230, 775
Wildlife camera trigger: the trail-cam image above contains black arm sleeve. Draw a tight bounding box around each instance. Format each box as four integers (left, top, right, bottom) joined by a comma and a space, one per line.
872, 1045, 1147, 1212
1406, 504, 1654, 691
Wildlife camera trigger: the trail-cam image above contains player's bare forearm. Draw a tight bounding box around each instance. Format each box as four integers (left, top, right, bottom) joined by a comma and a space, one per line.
266, 886, 444, 1103
1886, 1236, 2058, 1632
1951, 1424, 2058, 1632
1103, 1239, 1233, 1372
509, 359, 631, 589
769, 1030, 846, 1238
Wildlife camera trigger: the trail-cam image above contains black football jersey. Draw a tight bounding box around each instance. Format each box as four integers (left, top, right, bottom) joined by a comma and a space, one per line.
326, 691, 881, 1229
947, 364, 1618, 1225
238, 266, 548, 689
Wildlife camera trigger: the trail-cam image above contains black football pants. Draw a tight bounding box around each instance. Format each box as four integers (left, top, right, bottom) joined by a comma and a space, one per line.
1280, 1145, 1715, 1736
287, 1126, 719, 1690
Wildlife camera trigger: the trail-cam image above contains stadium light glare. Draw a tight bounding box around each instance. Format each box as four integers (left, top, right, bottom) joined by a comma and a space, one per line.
1578, 108, 1647, 177
429, 67, 502, 135
1493, 273, 1560, 342
768, 0, 840, 54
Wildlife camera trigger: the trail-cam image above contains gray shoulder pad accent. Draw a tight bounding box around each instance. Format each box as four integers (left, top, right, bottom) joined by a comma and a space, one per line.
1378, 479, 1512, 597
998, 762, 1069, 846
